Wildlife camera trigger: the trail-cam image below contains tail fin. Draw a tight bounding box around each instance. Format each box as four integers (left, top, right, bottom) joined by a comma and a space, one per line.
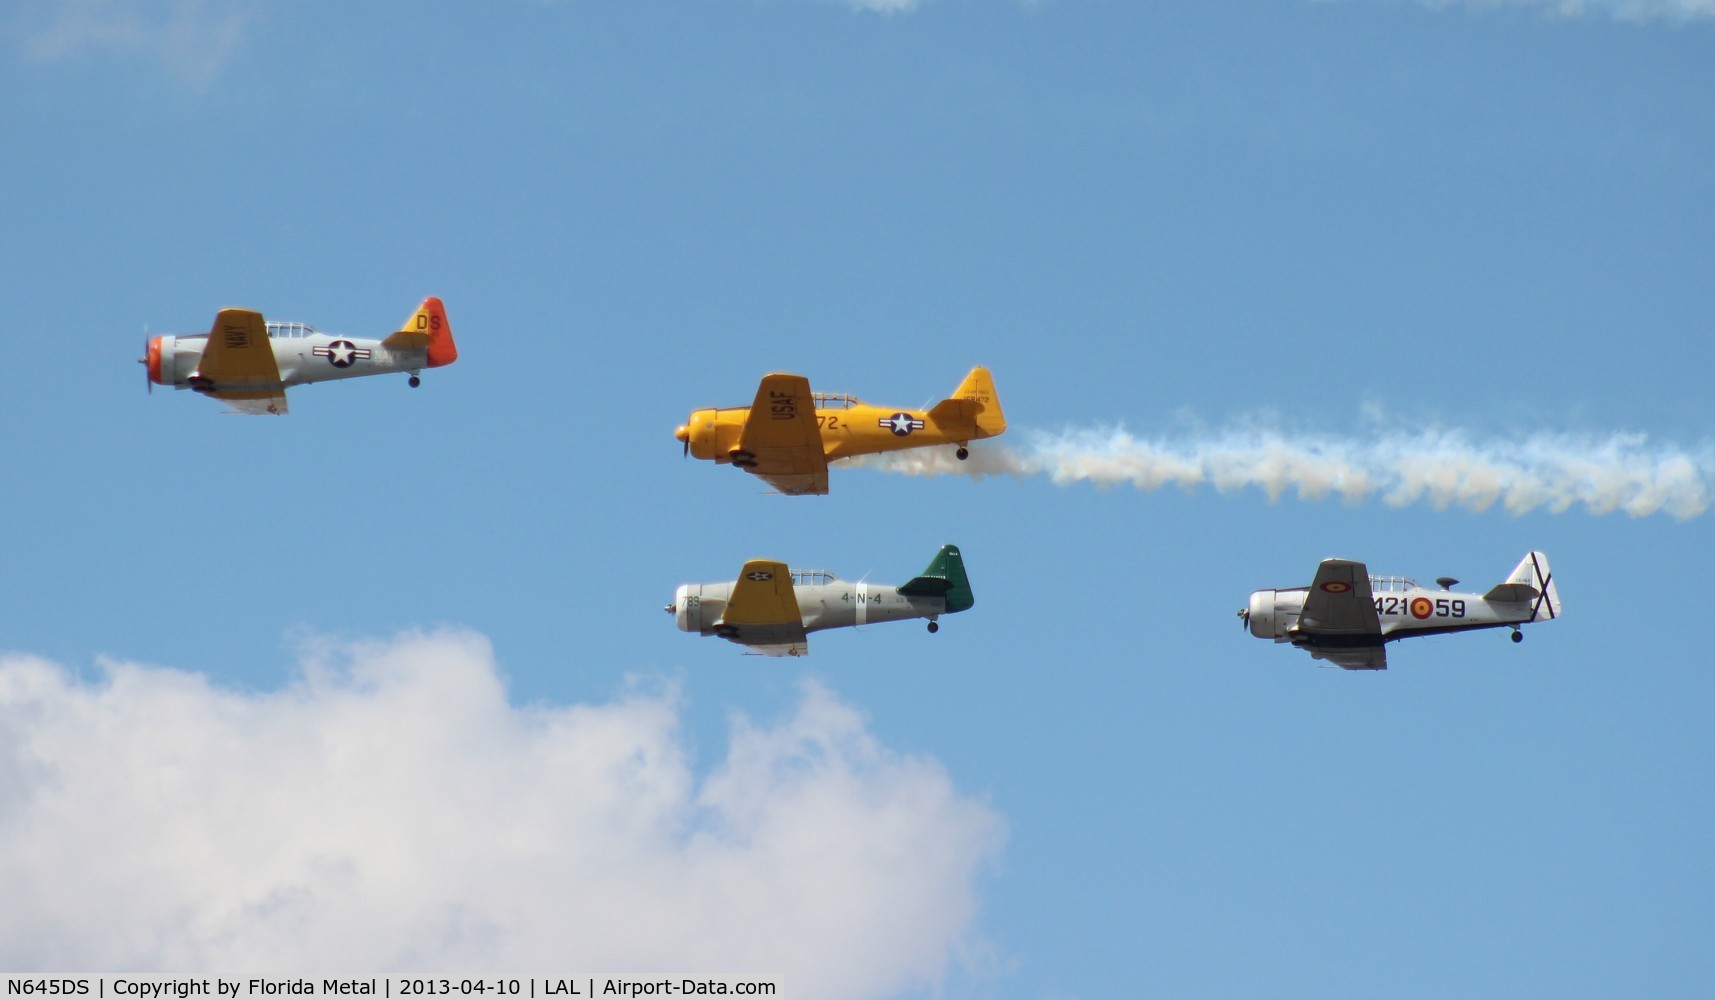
927, 366, 1006, 440
1486, 551, 1560, 622
384, 297, 458, 368
897, 544, 975, 614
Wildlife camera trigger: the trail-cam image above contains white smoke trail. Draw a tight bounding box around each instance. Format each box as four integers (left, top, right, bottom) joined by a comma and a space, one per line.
849, 425, 1715, 519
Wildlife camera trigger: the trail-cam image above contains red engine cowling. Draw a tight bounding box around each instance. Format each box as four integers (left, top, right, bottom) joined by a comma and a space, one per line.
145, 334, 194, 386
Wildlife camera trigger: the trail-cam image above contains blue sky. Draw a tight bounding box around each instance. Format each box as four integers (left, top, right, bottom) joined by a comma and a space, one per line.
2, 0, 1713, 995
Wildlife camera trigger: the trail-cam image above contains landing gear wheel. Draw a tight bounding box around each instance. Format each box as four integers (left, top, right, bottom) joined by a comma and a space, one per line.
956, 447, 970, 461
927, 621, 940, 634
408, 375, 421, 388
1511, 630, 1523, 643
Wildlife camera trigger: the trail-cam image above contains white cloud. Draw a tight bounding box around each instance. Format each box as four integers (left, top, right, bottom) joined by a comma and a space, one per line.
1368, 0, 1715, 23
13, 0, 252, 82
851, 423, 1714, 519
0, 630, 1004, 996
846, 0, 924, 12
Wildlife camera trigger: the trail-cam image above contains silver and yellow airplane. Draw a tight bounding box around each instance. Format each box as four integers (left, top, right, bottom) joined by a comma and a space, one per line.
1240, 552, 1561, 670
668, 544, 975, 656
141, 297, 458, 414
675, 367, 1005, 495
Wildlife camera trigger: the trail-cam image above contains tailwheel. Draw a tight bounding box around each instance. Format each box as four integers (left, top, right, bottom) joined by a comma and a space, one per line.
1510, 629, 1523, 643
408, 375, 421, 388
956, 446, 970, 461
927, 620, 940, 634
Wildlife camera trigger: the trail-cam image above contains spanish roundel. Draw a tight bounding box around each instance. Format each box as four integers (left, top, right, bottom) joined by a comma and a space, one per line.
1410, 597, 1433, 619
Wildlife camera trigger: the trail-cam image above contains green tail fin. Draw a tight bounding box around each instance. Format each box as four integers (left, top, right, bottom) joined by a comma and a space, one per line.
896, 544, 974, 614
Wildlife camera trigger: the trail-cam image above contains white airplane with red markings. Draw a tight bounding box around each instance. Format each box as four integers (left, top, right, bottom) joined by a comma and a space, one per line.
141, 297, 457, 414
1240, 552, 1561, 670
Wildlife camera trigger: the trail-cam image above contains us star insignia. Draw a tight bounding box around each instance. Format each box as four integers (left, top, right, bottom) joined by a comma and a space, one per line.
879, 412, 925, 436
314, 339, 373, 368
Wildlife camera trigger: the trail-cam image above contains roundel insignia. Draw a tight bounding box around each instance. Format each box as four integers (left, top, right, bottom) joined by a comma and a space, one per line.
1321, 581, 1351, 593
314, 339, 372, 368
745, 571, 773, 582
879, 412, 926, 436
1410, 597, 1433, 619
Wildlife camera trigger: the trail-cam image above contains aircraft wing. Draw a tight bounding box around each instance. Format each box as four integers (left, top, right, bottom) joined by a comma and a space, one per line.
735, 374, 829, 496
1309, 645, 1388, 670
1294, 559, 1386, 669
717, 559, 809, 655
197, 308, 288, 415
1299, 559, 1381, 636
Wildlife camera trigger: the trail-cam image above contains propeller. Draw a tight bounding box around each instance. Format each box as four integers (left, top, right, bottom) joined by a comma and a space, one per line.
1236, 607, 1250, 630
138, 328, 152, 394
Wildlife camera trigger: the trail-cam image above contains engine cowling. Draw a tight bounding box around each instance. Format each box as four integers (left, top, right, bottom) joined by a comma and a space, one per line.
1246, 589, 1304, 640
677, 409, 739, 462
146, 334, 204, 387
1246, 590, 1277, 639
671, 584, 729, 634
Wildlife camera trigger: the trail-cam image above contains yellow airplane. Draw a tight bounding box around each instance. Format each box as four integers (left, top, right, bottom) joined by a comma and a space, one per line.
675, 367, 1006, 495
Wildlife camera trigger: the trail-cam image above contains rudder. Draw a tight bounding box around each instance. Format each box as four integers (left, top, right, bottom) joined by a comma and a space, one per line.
1503, 551, 1560, 622
930, 366, 1006, 439
898, 544, 975, 614
391, 296, 458, 368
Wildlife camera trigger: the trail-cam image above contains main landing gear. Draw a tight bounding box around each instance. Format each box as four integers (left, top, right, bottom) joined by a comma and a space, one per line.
730, 450, 758, 470
1510, 628, 1523, 643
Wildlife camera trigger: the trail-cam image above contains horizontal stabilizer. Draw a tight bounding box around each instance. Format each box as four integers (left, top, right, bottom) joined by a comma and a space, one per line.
1484, 582, 1540, 604
897, 576, 952, 598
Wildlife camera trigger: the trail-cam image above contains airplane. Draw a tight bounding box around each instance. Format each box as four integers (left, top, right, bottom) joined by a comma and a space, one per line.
667, 544, 974, 656
674, 367, 1005, 495
140, 297, 458, 414
1239, 551, 1561, 670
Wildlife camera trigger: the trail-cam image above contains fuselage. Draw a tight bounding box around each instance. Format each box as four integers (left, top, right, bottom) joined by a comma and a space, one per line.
147, 322, 438, 390
671, 570, 947, 636
679, 395, 996, 465
1246, 576, 1533, 647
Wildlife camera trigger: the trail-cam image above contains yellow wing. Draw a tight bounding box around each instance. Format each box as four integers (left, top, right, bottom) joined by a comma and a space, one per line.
735, 374, 829, 495
718, 559, 809, 655
722, 560, 802, 625
197, 309, 288, 415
